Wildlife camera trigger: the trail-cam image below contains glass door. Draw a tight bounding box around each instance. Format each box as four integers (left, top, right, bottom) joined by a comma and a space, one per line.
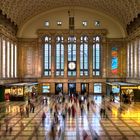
68, 83, 76, 94
55, 83, 63, 94
81, 83, 89, 94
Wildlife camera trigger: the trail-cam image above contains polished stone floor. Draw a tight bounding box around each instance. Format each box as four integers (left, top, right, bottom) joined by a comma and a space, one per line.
0, 95, 140, 140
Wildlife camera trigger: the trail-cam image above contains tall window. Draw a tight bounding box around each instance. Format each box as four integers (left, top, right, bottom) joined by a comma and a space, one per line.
127, 43, 130, 77
134, 40, 138, 78
56, 36, 64, 76
44, 36, 51, 76
93, 36, 101, 76
0, 36, 1, 77
130, 43, 133, 77
11, 43, 14, 77
68, 36, 76, 76
7, 41, 10, 77
2, 39, 6, 78
14, 44, 17, 77
0, 35, 17, 79
80, 36, 88, 76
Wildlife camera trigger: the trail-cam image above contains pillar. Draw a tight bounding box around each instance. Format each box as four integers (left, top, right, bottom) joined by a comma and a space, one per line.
64, 35, 68, 78
51, 36, 56, 78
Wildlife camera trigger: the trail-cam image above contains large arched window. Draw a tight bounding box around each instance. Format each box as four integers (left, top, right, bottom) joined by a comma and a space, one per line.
80, 36, 88, 76
93, 36, 101, 76
56, 36, 64, 76
68, 36, 76, 76
44, 36, 51, 76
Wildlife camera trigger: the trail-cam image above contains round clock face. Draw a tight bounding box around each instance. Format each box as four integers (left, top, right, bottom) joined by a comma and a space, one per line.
68, 62, 76, 70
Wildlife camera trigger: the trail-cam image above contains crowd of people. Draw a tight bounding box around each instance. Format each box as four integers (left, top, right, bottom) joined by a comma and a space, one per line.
0, 91, 118, 140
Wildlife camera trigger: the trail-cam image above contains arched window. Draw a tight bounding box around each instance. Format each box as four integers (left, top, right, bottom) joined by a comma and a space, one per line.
93, 36, 101, 76
44, 36, 51, 76
68, 36, 76, 76
80, 36, 88, 76
56, 36, 64, 76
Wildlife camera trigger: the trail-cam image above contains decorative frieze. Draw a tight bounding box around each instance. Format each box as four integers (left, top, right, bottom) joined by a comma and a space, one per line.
0, 25, 17, 41
37, 29, 108, 39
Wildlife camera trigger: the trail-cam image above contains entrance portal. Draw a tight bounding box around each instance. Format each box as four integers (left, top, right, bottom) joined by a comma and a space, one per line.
68, 83, 76, 94
55, 83, 63, 94
81, 83, 89, 94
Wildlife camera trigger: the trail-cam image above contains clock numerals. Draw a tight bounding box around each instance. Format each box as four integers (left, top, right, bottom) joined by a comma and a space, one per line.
68, 62, 76, 70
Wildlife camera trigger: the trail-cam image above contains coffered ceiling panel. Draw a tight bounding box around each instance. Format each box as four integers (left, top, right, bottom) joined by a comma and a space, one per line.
0, 0, 139, 27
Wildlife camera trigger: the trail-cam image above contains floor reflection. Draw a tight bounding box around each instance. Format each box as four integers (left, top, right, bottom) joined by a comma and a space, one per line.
0, 95, 140, 140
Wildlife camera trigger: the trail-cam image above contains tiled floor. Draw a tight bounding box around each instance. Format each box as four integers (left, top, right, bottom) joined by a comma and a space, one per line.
0, 95, 140, 140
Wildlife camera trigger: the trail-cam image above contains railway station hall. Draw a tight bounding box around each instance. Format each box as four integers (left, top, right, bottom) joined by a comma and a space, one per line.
0, 0, 140, 140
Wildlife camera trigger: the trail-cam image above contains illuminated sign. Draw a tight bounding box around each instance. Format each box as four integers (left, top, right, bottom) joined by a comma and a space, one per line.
111, 47, 118, 74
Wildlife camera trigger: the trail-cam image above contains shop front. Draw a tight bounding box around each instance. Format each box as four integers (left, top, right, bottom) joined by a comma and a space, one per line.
4, 82, 38, 101
106, 82, 140, 103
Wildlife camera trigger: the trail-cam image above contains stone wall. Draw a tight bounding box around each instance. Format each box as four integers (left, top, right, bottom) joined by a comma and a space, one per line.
17, 29, 127, 94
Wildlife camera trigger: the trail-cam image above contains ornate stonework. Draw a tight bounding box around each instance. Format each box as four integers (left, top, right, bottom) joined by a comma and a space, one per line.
127, 27, 140, 40
0, 0, 139, 27
0, 25, 17, 41
37, 29, 108, 39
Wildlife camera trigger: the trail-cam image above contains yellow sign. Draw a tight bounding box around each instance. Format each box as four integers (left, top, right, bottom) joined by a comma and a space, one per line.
121, 87, 137, 89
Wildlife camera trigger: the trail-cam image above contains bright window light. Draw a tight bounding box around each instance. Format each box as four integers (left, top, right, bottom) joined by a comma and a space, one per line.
45, 21, 49, 27
95, 21, 100, 27
57, 21, 62, 26
82, 21, 87, 27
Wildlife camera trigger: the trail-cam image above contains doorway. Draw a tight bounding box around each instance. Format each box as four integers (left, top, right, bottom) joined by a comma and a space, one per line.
81, 83, 89, 94
68, 83, 76, 94
55, 83, 63, 94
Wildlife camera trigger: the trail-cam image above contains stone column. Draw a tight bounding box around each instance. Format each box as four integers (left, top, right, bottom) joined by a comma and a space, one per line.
51, 35, 56, 78
88, 36, 93, 78
63, 82, 68, 94
122, 41, 127, 80
76, 82, 80, 93
89, 82, 93, 94
102, 36, 107, 78
38, 37, 43, 77
102, 82, 106, 96
51, 82, 55, 94
64, 35, 68, 78
76, 35, 80, 78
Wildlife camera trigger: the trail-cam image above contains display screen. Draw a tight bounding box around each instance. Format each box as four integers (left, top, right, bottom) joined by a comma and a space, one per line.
112, 85, 120, 93
42, 85, 50, 93
94, 83, 102, 93
111, 47, 118, 74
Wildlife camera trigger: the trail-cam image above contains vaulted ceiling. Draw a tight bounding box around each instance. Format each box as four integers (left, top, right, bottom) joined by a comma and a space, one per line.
0, 0, 140, 27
